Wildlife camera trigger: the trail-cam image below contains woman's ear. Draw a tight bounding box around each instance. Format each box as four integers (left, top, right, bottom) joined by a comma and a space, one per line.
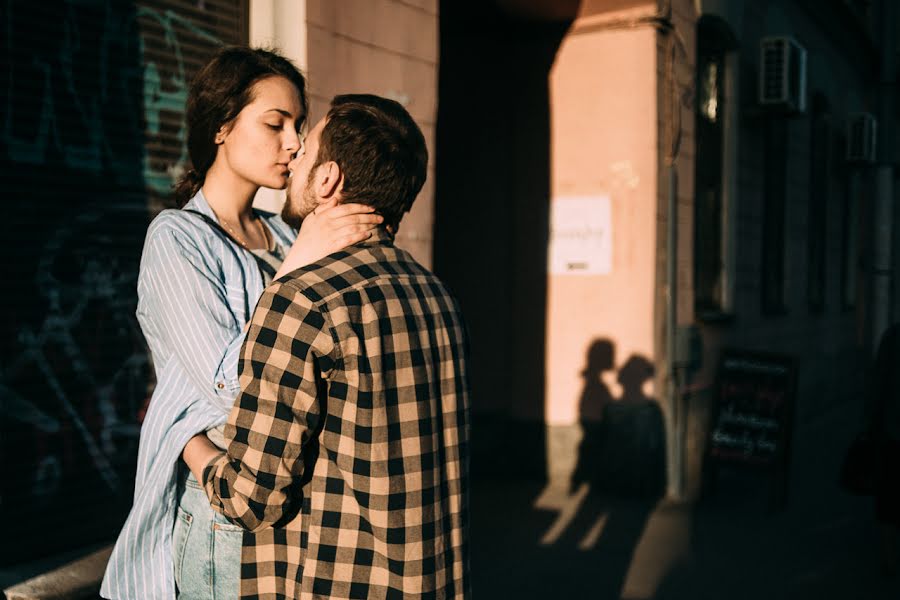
316, 161, 344, 200
214, 122, 232, 145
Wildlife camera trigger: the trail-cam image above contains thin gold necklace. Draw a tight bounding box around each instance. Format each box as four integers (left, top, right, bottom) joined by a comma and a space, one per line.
218, 218, 249, 249
259, 218, 271, 249
219, 216, 269, 250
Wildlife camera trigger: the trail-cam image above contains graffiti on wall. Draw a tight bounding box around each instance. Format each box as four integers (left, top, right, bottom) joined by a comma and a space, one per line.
3, 2, 142, 180
2, 205, 152, 501
3, 2, 224, 192
137, 6, 224, 192
1, 0, 228, 517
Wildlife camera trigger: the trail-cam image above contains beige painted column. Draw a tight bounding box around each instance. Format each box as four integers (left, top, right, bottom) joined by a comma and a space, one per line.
545, 3, 660, 482
250, 0, 308, 213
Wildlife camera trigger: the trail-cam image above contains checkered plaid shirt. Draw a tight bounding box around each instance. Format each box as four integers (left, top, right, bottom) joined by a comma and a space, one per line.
201, 230, 471, 599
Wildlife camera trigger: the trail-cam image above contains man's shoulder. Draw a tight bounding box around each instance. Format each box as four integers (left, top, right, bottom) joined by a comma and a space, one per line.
278, 242, 450, 304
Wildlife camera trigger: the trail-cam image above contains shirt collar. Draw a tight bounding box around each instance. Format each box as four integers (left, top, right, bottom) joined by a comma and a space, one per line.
183, 189, 218, 220
358, 226, 395, 247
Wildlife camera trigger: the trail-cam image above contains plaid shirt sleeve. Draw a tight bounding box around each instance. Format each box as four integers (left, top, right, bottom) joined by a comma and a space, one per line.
201, 279, 337, 532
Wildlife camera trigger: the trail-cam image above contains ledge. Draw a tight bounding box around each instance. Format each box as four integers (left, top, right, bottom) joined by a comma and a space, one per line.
4, 546, 112, 600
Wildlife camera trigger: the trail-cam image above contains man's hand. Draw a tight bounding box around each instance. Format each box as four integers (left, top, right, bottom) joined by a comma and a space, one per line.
182, 433, 223, 484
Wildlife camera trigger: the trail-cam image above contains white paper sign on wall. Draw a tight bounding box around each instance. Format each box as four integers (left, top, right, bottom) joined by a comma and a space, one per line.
548, 195, 612, 275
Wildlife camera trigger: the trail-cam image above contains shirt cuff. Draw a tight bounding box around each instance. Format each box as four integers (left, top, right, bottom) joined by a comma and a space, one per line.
200, 450, 227, 491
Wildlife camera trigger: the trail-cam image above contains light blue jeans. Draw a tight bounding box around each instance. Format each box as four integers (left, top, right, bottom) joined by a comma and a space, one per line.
173, 466, 242, 599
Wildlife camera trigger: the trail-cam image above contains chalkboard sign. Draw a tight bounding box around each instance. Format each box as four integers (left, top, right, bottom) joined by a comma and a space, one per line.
709, 351, 796, 466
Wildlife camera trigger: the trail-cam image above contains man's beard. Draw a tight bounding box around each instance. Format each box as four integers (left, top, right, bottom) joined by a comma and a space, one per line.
281, 173, 318, 229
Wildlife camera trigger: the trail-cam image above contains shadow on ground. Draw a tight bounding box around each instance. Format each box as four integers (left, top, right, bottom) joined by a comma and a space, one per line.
470, 403, 900, 599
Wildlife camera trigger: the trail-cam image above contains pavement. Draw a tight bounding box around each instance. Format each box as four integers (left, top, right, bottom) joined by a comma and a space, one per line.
469, 400, 900, 599
3, 398, 898, 599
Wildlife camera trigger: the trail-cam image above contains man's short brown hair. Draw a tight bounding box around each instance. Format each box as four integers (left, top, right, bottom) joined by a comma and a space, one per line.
312, 94, 428, 232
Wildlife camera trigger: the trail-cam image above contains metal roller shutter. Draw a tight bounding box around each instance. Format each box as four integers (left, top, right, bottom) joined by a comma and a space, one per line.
0, 0, 248, 563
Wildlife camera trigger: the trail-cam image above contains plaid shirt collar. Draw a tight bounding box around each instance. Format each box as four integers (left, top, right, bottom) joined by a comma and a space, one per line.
358, 225, 395, 247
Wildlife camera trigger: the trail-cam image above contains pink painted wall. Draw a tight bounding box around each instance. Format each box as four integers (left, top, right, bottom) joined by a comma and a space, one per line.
546, 5, 660, 426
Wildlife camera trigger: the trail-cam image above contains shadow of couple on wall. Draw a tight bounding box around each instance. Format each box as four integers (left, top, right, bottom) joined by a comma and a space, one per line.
533, 339, 667, 599
571, 338, 666, 498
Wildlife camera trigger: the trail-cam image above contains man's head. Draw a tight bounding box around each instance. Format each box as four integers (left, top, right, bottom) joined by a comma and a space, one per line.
282, 94, 428, 232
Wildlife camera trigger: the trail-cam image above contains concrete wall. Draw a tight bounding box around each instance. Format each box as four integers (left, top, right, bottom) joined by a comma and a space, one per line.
691, 0, 872, 412
677, 0, 881, 497
250, 0, 438, 267
306, 0, 439, 266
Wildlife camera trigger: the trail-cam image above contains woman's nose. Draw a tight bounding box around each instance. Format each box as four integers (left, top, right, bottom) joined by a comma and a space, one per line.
284, 130, 300, 153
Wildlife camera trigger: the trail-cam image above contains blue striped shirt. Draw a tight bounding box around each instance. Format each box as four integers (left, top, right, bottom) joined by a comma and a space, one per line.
101, 191, 296, 600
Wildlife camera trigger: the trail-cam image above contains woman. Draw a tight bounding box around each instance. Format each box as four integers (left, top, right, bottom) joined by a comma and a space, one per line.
101, 47, 381, 599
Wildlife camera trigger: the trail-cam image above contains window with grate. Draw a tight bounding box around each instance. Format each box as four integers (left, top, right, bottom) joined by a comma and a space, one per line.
694, 17, 737, 318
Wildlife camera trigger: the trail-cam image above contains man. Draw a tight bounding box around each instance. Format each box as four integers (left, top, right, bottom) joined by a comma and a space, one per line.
182, 94, 471, 599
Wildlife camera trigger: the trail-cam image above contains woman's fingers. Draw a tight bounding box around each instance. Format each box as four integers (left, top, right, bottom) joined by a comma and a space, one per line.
320, 212, 383, 233
314, 198, 340, 215
338, 231, 373, 247
322, 202, 377, 218
333, 222, 380, 238
335, 213, 382, 225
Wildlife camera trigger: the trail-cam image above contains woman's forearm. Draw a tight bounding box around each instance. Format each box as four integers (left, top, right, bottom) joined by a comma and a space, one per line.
182, 433, 224, 484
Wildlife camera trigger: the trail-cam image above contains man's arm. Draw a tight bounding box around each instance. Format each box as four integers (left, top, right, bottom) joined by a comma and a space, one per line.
183, 279, 337, 532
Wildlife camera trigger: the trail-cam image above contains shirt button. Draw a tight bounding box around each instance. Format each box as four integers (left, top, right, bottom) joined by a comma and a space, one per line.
216, 382, 225, 390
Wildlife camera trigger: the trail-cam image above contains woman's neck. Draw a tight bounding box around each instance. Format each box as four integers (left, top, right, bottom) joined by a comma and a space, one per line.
201, 163, 258, 225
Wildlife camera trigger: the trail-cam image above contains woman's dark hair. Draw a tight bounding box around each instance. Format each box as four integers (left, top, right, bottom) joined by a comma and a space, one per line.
173, 46, 308, 206
312, 94, 428, 232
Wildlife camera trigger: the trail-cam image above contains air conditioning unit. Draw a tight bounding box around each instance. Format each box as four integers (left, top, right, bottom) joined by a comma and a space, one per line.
759, 36, 807, 113
846, 113, 877, 163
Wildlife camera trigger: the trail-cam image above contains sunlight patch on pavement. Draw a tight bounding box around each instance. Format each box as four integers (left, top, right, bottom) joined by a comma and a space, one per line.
534, 482, 593, 546
620, 502, 692, 600
577, 513, 609, 550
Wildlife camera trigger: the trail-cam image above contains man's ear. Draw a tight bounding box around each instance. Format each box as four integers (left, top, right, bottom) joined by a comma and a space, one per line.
315, 161, 344, 201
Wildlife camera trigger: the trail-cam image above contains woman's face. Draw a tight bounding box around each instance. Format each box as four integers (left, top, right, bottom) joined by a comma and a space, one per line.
215, 75, 304, 190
